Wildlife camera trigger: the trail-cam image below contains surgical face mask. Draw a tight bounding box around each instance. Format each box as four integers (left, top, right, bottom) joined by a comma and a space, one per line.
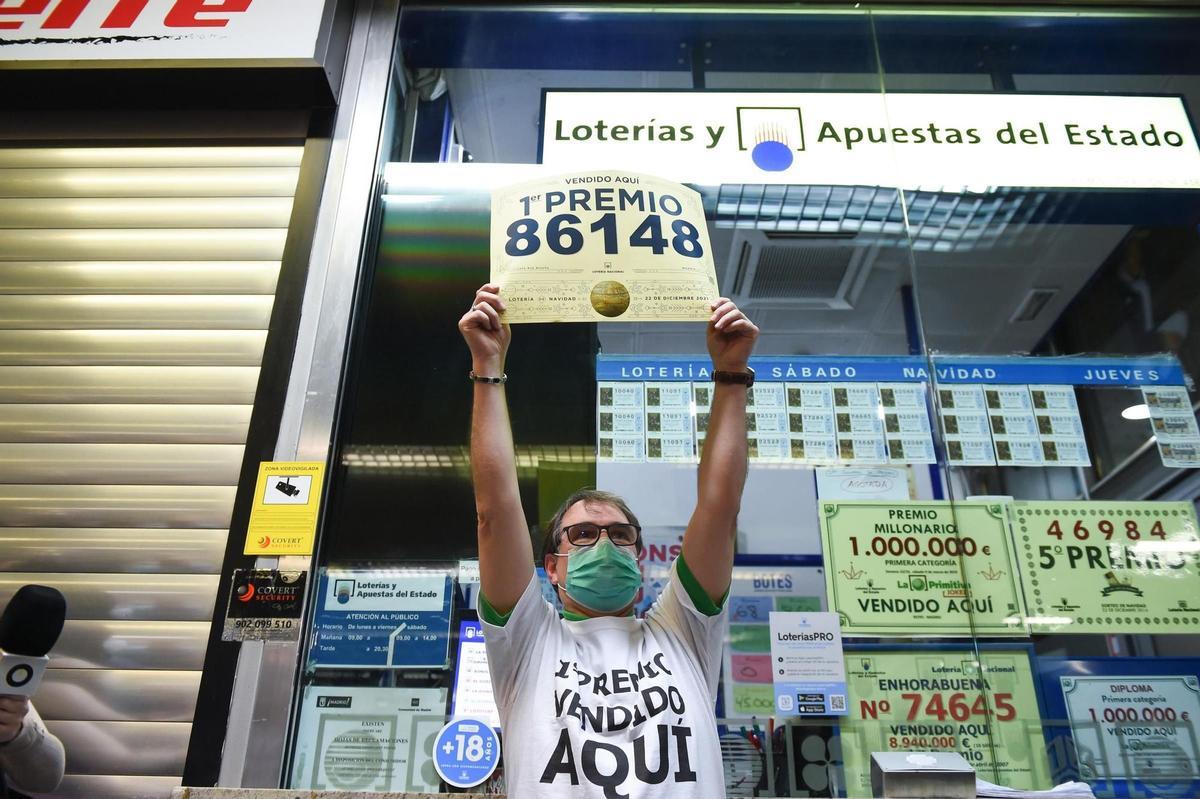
561, 537, 641, 613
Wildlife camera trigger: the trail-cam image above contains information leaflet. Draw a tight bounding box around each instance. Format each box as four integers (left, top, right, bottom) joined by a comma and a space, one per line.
841, 649, 1051, 798
311, 569, 453, 668
490, 170, 718, 323
1011, 501, 1200, 634
1061, 675, 1200, 783
290, 685, 446, 792
820, 501, 1027, 636
451, 621, 500, 730
768, 612, 848, 717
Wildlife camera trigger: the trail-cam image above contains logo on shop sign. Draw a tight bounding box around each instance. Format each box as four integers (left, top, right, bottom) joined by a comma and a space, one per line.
737, 106, 804, 172
256, 535, 271, 549
0, 0, 259, 32
334, 579, 355, 604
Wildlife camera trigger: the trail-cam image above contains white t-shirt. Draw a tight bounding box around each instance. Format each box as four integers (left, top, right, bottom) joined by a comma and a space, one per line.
481, 560, 728, 798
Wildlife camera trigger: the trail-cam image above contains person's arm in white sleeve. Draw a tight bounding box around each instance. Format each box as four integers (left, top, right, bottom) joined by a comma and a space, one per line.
458, 283, 535, 616
0, 698, 65, 794
680, 298, 759, 603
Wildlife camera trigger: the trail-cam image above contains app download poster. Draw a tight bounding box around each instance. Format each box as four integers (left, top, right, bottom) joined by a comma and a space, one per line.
723, 566, 827, 718
819, 501, 1028, 636
1011, 501, 1200, 634
840, 649, 1051, 797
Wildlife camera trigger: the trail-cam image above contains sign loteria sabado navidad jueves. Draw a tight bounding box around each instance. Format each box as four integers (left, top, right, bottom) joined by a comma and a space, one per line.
540, 91, 1200, 191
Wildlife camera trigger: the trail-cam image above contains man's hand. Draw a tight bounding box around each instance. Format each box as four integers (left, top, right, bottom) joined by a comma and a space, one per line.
707, 297, 759, 371
458, 283, 511, 374
0, 695, 29, 744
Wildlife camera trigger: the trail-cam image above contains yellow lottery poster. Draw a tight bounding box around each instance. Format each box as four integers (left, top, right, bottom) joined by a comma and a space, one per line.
840, 648, 1051, 798
819, 501, 1028, 636
1011, 500, 1200, 633
490, 170, 718, 323
243, 461, 325, 556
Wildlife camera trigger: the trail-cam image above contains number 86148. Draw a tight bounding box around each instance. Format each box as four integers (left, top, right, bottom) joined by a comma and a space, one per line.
504, 213, 705, 259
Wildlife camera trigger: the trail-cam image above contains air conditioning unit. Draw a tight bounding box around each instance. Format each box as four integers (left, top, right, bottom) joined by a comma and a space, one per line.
722, 229, 875, 310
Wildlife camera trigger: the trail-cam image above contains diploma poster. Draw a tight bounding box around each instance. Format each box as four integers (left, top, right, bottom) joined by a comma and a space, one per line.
1034, 656, 1200, 798
820, 501, 1027, 637
243, 460, 325, 555
841, 648, 1051, 797
1011, 501, 1200, 634
311, 569, 454, 668
1142, 386, 1200, 468
723, 566, 827, 718
291, 685, 446, 792
1061, 675, 1200, 783
490, 170, 718, 323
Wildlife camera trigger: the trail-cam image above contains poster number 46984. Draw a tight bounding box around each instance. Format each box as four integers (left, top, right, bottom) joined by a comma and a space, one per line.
504, 213, 705, 259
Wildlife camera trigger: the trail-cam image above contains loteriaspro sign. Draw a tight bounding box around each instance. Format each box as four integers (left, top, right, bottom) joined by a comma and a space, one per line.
541, 91, 1200, 190
0, 0, 328, 61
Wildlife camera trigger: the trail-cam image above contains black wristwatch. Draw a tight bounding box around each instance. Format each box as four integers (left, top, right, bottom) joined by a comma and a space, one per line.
712, 367, 755, 388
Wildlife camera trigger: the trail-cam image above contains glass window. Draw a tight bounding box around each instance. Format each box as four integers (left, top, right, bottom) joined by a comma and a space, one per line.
286, 6, 1200, 798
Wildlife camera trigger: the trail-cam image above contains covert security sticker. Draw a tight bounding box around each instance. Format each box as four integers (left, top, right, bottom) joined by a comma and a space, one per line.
222, 569, 306, 642
490, 170, 718, 323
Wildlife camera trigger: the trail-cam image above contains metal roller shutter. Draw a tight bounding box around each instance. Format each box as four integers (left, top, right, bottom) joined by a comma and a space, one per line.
0, 145, 302, 799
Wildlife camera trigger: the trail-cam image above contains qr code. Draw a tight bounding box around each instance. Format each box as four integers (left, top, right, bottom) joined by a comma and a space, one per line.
830, 694, 846, 711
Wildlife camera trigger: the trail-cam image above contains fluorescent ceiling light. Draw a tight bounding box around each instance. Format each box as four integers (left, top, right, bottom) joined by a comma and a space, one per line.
1121, 403, 1151, 420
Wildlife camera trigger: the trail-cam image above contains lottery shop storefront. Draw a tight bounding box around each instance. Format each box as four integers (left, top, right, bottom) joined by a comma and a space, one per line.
269, 5, 1200, 798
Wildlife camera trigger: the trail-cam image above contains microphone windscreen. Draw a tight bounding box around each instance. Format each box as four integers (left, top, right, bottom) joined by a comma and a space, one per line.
0, 585, 67, 657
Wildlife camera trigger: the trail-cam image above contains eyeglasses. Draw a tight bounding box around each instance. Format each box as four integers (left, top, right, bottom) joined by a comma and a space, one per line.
560, 522, 641, 548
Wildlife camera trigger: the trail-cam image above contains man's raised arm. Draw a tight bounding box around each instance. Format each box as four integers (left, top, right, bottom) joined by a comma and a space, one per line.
681, 298, 760, 603
459, 283, 533, 614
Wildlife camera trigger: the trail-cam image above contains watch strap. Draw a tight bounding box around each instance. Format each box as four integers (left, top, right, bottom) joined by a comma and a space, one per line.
712, 368, 755, 387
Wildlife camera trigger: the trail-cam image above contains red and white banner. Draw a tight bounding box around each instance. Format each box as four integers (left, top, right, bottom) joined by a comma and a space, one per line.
0, 0, 328, 61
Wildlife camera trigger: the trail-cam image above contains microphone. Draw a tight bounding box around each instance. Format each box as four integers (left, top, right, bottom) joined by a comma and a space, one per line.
0, 585, 67, 696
